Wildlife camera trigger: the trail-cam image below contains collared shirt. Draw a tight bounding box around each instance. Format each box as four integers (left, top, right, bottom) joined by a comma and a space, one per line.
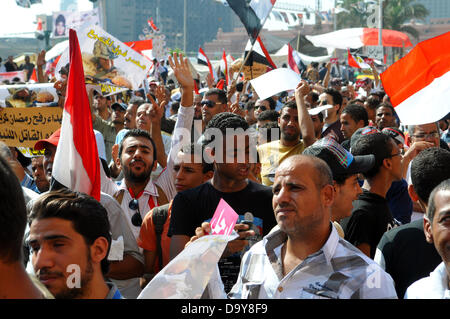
218, 224, 397, 299
101, 105, 195, 240
404, 262, 450, 299
21, 173, 40, 193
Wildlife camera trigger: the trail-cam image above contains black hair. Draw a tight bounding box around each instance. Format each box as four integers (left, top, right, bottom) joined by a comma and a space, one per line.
29, 189, 112, 275
265, 97, 276, 110
280, 100, 297, 113
258, 121, 280, 144
427, 178, 450, 222
118, 129, 157, 162
180, 143, 214, 174
342, 103, 369, 126
205, 88, 227, 104
0, 155, 27, 263
324, 88, 343, 109
257, 110, 279, 122
411, 147, 450, 203
203, 112, 249, 145
351, 133, 393, 179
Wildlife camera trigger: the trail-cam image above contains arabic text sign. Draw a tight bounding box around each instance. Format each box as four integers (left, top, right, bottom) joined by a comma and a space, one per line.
210, 198, 239, 236
0, 107, 62, 148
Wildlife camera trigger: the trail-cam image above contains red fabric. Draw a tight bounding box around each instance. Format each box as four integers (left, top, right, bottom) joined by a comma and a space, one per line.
347, 49, 360, 68
362, 28, 413, 48
222, 50, 228, 87
287, 44, 300, 74
65, 29, 101, 200
380, 31, 450, 106
257, 36, 277, 69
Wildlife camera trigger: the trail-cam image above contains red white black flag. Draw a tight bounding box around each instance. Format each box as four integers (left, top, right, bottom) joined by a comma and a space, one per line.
244, 36, 277, 69
226, 0, 276, 43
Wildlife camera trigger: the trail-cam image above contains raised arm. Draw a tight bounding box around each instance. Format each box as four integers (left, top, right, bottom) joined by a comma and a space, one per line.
295, 80, 317, 147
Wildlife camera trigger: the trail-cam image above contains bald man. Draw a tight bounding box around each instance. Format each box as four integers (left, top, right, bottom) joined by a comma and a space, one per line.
198, 155, 398, 298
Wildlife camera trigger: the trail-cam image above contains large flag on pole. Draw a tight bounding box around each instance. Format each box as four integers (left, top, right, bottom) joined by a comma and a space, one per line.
226, 0, 276, 43
197, 47, 215, 81
52, 29, 101, 201
244, 36, 277, 69
381, 31, 450, 125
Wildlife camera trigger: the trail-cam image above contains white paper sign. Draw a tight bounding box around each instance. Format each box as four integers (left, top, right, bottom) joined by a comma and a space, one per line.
250, 68, 301, 101
138, 233, 238, 299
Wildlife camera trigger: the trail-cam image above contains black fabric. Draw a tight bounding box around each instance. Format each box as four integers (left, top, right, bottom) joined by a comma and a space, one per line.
152, 204, 169, 271
168, 180, 276, 292
376, 219, 442, 299
342, 189, 399, 258
226, 0, 262, 42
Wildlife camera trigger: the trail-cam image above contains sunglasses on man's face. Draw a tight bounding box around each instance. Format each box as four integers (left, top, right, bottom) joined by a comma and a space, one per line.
200, 100, 222, 108
256, 105, 267, 111
129, 199, 142, 227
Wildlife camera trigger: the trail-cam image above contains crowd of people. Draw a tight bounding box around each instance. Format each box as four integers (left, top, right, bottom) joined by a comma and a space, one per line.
0, 45, 449, 300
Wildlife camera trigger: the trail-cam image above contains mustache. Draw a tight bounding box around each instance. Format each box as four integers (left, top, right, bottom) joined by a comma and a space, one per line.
37, 268, 64, 279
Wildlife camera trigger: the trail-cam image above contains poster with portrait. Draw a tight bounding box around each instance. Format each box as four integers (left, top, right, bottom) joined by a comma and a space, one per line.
52, 8, 100, 38
55, 25, 151, 91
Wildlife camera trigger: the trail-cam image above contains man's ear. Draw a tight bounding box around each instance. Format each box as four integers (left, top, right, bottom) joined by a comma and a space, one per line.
90, 237, 109, 265
423, 216, 434, 244
203, 170, 214, 182
322, 184, 335, 207
115, 156, 122, 170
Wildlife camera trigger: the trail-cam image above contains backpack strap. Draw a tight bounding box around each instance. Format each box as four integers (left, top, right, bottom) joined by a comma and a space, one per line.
155, 184, 169, 206
152, 203, 170, 271
113, 189, 125, 205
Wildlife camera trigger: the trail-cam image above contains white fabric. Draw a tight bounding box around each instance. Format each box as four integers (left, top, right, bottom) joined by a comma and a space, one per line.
404, 262, 450, 299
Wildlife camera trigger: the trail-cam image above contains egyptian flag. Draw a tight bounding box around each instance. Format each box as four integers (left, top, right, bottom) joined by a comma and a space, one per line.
221, 49, 228, 86
226, 0, 276, 43
244, 36, 277, 69
147, 18, 159, 33
348, 49, 370, 69
197, 47, 215, 81
287, 43, 300, 74
381, 31, 450, 125
125, 39, 153, 61
52, 29, 101, 201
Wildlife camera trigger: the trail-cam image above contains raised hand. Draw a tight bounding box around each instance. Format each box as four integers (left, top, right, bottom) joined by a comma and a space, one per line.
147, 93, 165, 124
168, 52, 194, 89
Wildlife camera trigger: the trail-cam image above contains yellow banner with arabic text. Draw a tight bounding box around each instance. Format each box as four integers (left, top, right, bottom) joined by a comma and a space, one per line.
0, 107, 62, 148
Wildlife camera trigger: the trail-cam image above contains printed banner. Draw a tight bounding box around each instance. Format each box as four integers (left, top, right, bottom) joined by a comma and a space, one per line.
0, 71, 27, 84
0, 83, 59, 108
0, 106, 62, 147
52, 9, 100, 38
56, 25, 151, 90
138, 233, 238, 299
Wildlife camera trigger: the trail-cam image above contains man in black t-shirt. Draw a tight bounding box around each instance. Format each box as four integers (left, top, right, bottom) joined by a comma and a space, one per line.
168, 112, 276, 292
342, 133, 402, 258
374, 148, 450, 298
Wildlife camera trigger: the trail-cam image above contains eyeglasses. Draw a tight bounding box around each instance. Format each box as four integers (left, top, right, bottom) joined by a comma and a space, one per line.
129, 199, 143, 226
200, 100, 223, 108
256, 105, 267, 111
412, 132, 439, 139
388, 152, 402, 158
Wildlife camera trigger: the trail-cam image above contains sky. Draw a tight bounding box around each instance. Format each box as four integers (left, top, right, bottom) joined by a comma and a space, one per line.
0, 0, 93, 36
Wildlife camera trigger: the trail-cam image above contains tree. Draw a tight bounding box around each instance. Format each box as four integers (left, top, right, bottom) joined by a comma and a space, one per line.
336, 0, 429, 40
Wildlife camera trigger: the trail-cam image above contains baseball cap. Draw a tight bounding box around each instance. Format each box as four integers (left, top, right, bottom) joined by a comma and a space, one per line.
303, 137, 375, 178
350, 126, 380, 151
111, 102, 127, 111
382, 127, 405, 146
34, 128, 61, 150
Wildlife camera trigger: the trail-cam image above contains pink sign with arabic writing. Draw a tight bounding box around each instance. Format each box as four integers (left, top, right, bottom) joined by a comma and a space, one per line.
210, 198, 239, 235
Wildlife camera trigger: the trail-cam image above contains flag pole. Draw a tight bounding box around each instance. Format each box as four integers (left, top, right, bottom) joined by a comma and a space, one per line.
231, 4, 276, 84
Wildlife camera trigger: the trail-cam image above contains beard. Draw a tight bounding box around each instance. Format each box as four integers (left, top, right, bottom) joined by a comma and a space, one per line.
122, 160, 153, 183
47, 250, 95, 299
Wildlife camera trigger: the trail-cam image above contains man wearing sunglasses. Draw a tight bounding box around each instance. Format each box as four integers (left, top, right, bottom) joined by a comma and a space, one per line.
200, 88, 227, 126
